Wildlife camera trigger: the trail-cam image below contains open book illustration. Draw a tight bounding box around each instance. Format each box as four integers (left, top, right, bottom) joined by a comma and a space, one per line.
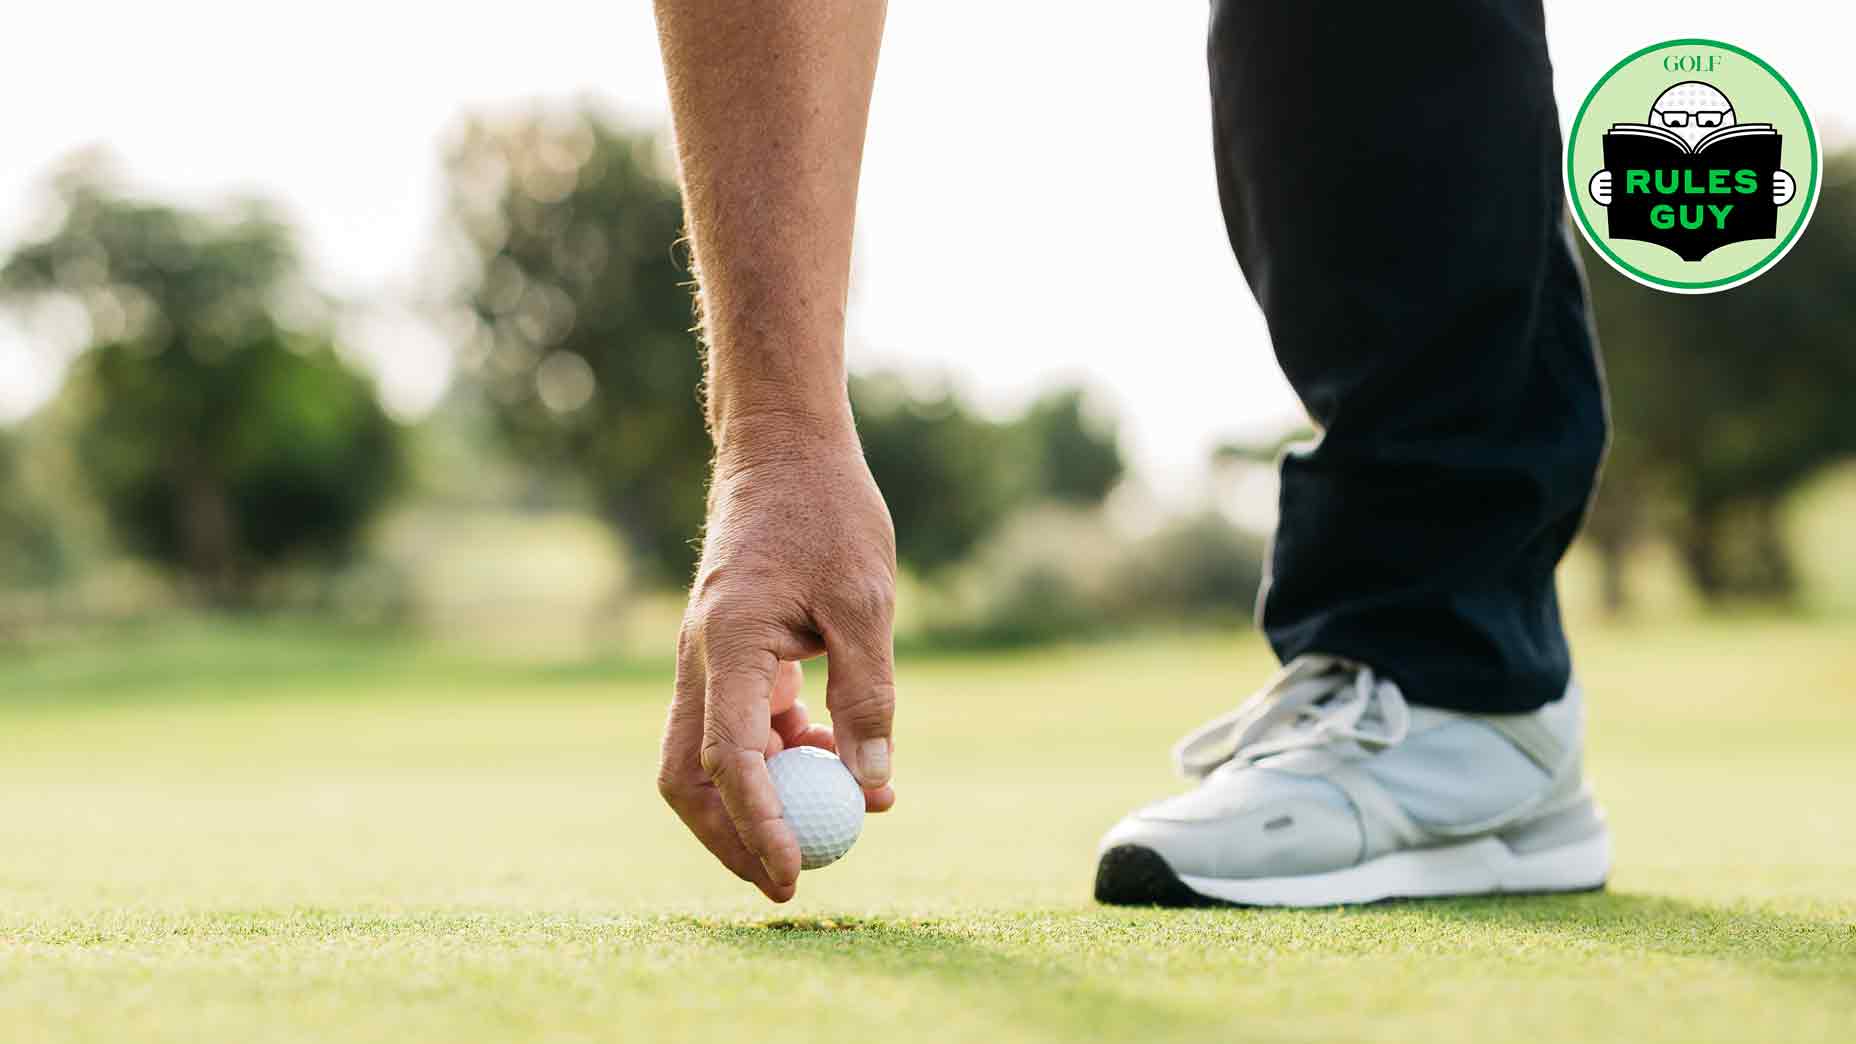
1598, 122, 1780, 261
1583, 80, 1800, 264
1604, 121, 1775, 155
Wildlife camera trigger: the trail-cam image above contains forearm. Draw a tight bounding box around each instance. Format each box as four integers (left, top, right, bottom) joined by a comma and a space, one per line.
653, 0, 887, 452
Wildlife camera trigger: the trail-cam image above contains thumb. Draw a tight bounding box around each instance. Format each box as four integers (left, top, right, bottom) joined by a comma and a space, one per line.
822, 622, 897, 790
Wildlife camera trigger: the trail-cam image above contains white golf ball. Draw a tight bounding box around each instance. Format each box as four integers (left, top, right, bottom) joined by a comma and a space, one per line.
768, 746, 865, 869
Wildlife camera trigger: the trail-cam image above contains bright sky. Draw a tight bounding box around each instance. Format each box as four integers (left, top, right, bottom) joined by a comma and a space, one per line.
2, 2, 1849, 494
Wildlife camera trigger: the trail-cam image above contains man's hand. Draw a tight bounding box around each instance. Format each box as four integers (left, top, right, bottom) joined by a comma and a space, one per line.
658, 435, 898, 902
653, 0, 890, 899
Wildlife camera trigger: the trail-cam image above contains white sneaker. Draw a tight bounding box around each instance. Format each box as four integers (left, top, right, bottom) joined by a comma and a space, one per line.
1095, 655, 1611, 907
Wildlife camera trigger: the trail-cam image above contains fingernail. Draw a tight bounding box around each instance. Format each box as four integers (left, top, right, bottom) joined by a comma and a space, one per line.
858, 739, 891, 785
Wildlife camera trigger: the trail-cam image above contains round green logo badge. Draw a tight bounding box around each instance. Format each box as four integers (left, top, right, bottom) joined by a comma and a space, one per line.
1566, 39, 1818, 294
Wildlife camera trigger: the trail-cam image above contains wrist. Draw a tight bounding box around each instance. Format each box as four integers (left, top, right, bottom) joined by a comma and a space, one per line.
711, 393, 859, 465
708, 342, 856, 454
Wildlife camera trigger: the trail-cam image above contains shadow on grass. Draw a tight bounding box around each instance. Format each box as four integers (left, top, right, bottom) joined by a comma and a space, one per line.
666, 913, 1209, 1039
672, 890, 1854, 984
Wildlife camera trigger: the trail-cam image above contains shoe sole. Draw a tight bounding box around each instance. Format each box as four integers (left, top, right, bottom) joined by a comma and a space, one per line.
1096, 830, 1610, 908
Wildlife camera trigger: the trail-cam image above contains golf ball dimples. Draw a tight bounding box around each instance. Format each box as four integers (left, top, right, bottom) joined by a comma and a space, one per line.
768, 746, 864, 869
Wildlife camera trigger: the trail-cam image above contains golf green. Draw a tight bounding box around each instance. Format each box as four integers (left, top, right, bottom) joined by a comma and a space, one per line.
0, 617, 1851, 1042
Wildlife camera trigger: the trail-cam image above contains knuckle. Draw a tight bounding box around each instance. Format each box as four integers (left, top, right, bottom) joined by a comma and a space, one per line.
698, 739, 755, 784
707, 643, 779, 689
831, 682, 897, 730
689, 562, 730, 607
698, 741, 728, 781
684, 605, 772, 666
656, 757, 704, 809
688, 564, 752, 622
688, 589, 789, 647
824, 575, 895, 630
856, 574, 897, 618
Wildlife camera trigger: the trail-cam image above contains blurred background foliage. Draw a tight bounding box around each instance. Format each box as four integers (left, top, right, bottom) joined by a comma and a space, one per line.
0, 426, 67, 589
1, 162, 400, 608
444, 110, 705, 583
854, 375, 1124, 576
1, 105, 1853, 651
1578, 159, 1856, 609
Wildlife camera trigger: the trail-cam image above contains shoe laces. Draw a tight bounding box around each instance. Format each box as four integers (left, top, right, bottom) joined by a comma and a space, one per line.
1172, 655, 1411, 780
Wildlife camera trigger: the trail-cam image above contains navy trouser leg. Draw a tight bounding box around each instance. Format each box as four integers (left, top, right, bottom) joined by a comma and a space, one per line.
1207, 0, 1609, 712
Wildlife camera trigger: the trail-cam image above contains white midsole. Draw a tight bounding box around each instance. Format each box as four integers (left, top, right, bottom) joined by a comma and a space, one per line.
1176, 830, 1611, 907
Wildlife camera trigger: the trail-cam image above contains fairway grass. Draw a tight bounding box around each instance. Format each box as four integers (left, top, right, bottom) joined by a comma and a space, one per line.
1, 616, 1852, 1042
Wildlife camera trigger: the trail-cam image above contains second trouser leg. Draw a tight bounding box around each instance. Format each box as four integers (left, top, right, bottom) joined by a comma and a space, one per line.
1206, 0, 1608, 713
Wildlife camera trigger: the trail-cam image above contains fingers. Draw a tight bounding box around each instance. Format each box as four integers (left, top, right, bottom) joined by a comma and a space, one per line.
763, 662, 808, 758
661, 555, 896, 901
661, 633, 794, 902
770, 660, 803, 716
820, 613, 897, 791
772, 694, 828, 750
772, 696, 892, 812
862, 782, 896, 813
668, 782, 795, 903
701, 644, 803, 893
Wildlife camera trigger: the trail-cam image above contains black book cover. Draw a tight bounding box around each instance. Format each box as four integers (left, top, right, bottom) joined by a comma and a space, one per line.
1601, 124, 1780, 261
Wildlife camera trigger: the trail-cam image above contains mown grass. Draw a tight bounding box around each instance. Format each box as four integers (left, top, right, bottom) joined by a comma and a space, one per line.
0, 614, 1851, 1042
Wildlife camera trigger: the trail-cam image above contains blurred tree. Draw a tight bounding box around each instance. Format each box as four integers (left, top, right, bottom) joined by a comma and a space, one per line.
1015, 388, 1125, 505
853, 375, 1125, 575
0, 425, 67, 587
1109, 511, 1265, 621
851, 373, 1016, 574
443, 107, 705, 582
1576, 409, 1660, 615
0, 162, 400, 605
1580, 150, 1856, 605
